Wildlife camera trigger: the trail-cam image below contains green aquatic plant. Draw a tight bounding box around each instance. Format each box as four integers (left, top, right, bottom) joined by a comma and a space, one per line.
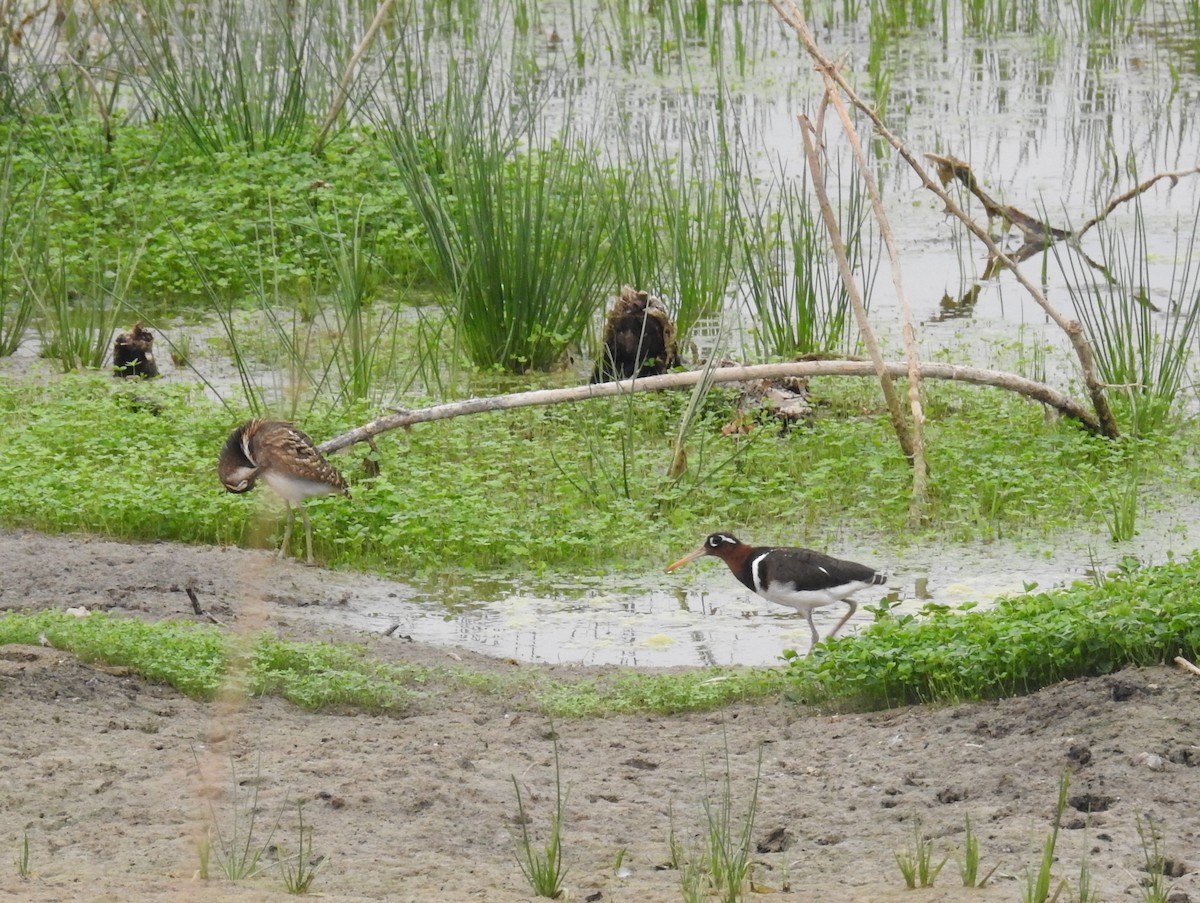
740, 162, 871, 358
376, 52, 617, 373
110, 0, 324, 155
1057, 207, 1200, 436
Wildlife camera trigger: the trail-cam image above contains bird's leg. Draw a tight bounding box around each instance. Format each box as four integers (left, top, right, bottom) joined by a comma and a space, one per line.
828, 600, 858, 640
301, 505, 315, 566
278, 501, 295, 559
804, 612, 820, 649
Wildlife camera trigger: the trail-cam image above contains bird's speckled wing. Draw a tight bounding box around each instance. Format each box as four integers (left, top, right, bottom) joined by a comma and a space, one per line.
254, 421, 349, 495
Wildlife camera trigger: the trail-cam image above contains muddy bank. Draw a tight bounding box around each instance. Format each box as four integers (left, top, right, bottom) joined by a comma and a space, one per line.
0, 530, 1198, 902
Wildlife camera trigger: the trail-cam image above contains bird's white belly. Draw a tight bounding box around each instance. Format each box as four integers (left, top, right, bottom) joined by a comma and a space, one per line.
263, 470, 341, 503
761, 580, 869, 613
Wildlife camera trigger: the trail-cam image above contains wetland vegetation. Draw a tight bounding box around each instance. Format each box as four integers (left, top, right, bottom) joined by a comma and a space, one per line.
1, 0, 1199, 686
2, 3, 1200, 901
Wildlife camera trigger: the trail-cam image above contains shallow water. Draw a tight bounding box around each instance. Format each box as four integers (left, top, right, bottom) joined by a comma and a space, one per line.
314, 511, 1199, 667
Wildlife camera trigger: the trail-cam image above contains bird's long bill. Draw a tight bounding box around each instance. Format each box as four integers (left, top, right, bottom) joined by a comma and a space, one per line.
665, 545, 708, 573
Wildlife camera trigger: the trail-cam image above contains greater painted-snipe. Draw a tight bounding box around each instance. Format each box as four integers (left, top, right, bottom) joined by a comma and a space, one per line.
218, 419, 349, 565
667, 532, 887, 646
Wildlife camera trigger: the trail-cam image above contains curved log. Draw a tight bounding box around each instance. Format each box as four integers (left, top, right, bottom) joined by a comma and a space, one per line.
317, 361, 1101, 455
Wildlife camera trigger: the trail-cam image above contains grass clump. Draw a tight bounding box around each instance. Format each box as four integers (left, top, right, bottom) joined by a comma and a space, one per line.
894, 820, 948, 889
249, 637, 424, 711
113, 0, 321, 157
15, 831, 31, 879
278, 804, 324, 895
378, 63, 618, 374
672, 741, 763, 903
958, 813, 998, 887
699, 746, 761, 903
201, 752, 282, 881
511, 735, 569, 899
787, 554, 1200, 709
1136, 814, 1172, 903
1057, 207, 1200, 437
0, 610, 430, 712
1024, 772, 1071, 903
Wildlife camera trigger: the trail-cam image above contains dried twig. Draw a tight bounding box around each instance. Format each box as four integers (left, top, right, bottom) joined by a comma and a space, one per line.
798, 115, 913, 464
185, 587, 227, 628
814, 68, 929, 518
1174, 656, 1200, 678
312, 0, 398, 155
1078, 166, 1200, 237
924, 154, 1200, 284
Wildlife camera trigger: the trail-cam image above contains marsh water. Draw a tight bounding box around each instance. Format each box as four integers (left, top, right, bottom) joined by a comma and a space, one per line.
12, 0, 1200, 665
354, 1, 1199, 665
299, 508, 1195, 667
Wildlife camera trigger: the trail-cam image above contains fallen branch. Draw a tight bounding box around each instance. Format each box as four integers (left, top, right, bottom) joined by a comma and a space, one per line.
185, 587, 227, 628
316, 360, 1101, 454
1174, 656, 1200, 678
1077, 166, 1200, 237
926, 154, 1200, 281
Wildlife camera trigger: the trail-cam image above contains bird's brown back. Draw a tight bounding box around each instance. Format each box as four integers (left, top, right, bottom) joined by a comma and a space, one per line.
219, 419, 349, 497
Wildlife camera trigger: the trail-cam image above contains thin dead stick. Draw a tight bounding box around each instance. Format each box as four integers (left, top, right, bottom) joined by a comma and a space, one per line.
312, 0, 397, 156
316, 360, 1101, 455
926, 154, 1200, 275
1174, 656, 1200, 678
1078, 166, 1200, 237
767, 0, 1120, 440
798, 117, 914, 462
185, 587, 227, 628
816, 69, 929, 517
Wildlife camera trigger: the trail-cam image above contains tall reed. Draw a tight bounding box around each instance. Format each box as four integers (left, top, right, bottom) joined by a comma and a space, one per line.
0, 1, 122, 124
23, 236, 141, 373
112, 0, 328, 154
376, 53, 618, 373
180, 220, 310, 415
699, 742, 762, 903
604, 149, 668, 311
1056, 207, 1200, 435
0, 141, 40, 356
305, 202, 405, 406
644, 90, 746, 342
1070, 0, 1147, 35
740, 162, 872, 358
